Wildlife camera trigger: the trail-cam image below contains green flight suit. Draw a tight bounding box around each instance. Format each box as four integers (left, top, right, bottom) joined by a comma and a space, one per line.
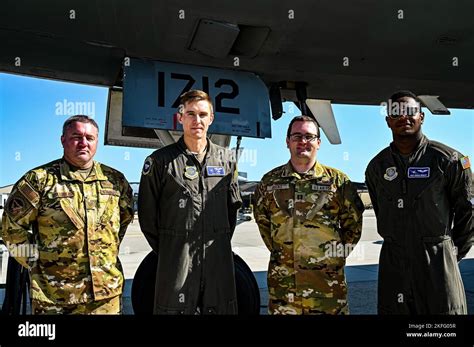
138, 137, 242, 314
366, 135, 472, 314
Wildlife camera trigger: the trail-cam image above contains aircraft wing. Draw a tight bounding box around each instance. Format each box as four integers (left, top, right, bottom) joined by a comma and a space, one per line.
1, 0, 473, 108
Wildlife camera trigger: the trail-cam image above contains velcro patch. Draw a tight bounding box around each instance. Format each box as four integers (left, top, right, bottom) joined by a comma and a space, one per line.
49, 191, 74, 199
100, 181, 114, 189
266, 183, 290, 191
99, 189, 120, 196
18, 180, 40, 207
49, 184, 73, 199
312, 184, 331, 192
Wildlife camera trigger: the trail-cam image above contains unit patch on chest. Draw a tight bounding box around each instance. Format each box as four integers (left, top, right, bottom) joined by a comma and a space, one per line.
184, 166, 199, 180
384, 166, 398, 181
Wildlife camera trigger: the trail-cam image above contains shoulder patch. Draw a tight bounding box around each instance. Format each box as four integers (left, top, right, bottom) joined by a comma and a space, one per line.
18, 180, 40, 207
6, 195, 30, 218
142, 157, 153, 175
460, 156, 471, 170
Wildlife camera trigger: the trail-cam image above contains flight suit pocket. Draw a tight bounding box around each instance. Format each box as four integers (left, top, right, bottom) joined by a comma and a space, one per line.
212, 184, 229, 200
214, 227, 231, 234
227, 299, 238, 314
422, 235, 450, 243
155, 305, 186, 315
158, 228, 187, 236
212, 185, 230, 228
373, 185, 399, 239
421, 235, 465, 313
414, 172, 443, 201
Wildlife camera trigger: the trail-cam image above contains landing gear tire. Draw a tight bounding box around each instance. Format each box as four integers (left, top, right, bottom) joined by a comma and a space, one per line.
131, 251, 260, 315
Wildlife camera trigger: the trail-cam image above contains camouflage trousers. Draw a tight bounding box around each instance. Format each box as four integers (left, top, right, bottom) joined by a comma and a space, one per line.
31, 295, 121, 315
269, 297, 349, 315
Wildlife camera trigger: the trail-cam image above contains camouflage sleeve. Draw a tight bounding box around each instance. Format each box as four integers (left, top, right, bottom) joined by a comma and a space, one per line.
254, 180, 273, 252
447, 154, 473, 261
365, 164, 379, 215
1, 171, 42, 268
228, 161, 243, 237
338, 175, 364, 247
118, 175, 134, 241
138, 156, 161, 252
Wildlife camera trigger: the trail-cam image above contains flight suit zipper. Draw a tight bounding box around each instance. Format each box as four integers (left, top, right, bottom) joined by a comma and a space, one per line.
392, 151, 412, 306
400, 154, 417, 307
199, 172, 205, 299
193, 155, 206, 304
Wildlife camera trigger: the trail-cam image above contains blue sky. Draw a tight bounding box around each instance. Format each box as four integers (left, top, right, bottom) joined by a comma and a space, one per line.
1, 73, 473, 186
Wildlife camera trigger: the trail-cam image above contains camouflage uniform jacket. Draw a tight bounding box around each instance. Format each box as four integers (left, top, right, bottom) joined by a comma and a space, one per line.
1, 159, 133, 305
254, 161, 364, 314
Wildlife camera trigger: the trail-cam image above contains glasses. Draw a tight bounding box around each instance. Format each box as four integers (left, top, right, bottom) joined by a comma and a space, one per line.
289, 133, 319, 142
387, 106, 420, 119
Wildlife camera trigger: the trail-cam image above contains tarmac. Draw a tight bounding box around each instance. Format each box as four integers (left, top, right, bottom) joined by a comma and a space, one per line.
1, 209, 473, 314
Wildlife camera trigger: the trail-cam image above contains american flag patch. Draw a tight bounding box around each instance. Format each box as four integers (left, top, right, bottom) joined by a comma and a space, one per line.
460, 156, 471, 170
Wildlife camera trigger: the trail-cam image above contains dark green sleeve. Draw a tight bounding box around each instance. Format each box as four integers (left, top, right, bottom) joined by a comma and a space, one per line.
447, 156, 473, 261
138, 156, 161, 252
365, 164, 379, 216
228, 161, 242, 237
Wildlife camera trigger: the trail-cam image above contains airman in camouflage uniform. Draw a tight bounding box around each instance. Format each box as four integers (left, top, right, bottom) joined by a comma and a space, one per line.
254, 116, 364, 314
1, 115, 133, 314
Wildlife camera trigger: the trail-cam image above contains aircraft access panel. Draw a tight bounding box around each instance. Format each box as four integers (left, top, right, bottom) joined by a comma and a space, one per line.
122, 58, 271, 139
